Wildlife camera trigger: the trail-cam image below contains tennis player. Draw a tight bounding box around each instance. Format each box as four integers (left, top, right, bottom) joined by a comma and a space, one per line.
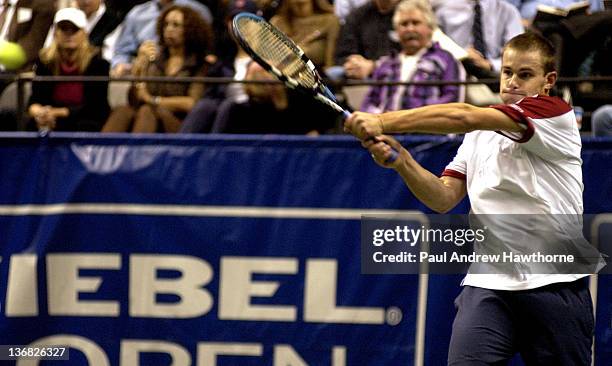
345, 32, 595, 365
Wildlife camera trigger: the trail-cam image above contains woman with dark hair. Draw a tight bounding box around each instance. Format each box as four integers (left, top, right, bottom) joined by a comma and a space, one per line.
270, 0, 340, 69
28, 8, 110, 132
102, 5, 213, 133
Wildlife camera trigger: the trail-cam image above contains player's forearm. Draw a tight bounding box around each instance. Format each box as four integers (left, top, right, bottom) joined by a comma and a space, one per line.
380, 103, 479, 134
394, 153, 464, 213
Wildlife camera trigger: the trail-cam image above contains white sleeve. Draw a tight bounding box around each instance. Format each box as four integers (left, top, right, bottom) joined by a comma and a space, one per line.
491, 96, 580, 161
442, 136, 471, 180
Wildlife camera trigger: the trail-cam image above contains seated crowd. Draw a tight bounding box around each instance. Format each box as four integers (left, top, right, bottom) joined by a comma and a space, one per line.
0, 0, 609, 135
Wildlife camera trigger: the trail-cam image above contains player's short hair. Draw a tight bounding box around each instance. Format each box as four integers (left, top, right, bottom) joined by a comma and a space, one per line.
504, 32, 556, 74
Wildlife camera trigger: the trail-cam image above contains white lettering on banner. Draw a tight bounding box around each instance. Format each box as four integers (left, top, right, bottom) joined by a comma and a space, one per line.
274, 345, 308, 366
21, 336, 347, 366
197, 342, 263, 365
20, 334, 109, 366
129, 255, 213, 318
273, 345, 346, 366
2, 254, 391, 324
121, 340, 190, 366
47, 254, 121, 316
304, 260, 385, 324
219, 257, 298, 321
333, 346, 347, 366
6, 254, 39, 316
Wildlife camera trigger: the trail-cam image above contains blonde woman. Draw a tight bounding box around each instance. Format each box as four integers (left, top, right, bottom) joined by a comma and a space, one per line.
270, 0, 340, 69
28, 8, 110, 132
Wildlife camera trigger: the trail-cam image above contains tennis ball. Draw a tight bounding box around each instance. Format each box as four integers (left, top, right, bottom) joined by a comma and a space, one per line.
0, 41, 26, 71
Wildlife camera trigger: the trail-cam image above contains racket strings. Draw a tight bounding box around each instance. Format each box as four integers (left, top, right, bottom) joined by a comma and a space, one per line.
238, 18, 317, 88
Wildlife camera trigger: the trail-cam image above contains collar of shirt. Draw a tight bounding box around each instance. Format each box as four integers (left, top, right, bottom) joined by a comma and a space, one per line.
86, 2, 107, 34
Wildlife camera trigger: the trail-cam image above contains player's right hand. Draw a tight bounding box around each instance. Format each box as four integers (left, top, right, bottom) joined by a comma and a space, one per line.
344, 111, 384, 141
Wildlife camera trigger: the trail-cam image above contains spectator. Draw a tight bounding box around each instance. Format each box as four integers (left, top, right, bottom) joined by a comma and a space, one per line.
335, 0, 402, 79
506, 0, 604, 24
254, 0, 282, 19
361, 0, 464, 113
75, 0, 123, 62
270, 0, 340, 70
528, 3, 612, 77
0, 0, 55, 72
180, 0, 258, 134
110, 0, 212, 77
102, 5, 212, 133
592, 104, 612, 137
432, 0, 524, 79
334, 0, 369, 24
211, 61, 336, 134
27, 8, 110, 132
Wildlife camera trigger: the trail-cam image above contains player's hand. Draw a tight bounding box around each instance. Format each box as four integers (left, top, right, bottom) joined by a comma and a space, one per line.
343, 54, 375, 79
362, 135, 405, 169
344, 111, 384, 141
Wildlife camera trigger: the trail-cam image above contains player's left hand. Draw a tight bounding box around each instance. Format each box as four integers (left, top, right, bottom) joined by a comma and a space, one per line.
344, 111, 384, 141
362, 135, 405, 169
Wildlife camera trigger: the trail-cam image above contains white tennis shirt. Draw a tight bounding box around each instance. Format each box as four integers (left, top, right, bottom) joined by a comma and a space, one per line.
443, 95, 588, 290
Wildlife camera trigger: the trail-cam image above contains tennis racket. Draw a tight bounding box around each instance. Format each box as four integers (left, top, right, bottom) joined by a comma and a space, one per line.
231, 12, 398, 162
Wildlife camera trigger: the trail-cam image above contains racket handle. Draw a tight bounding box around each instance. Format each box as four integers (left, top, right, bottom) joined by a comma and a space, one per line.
366, 137, 398, 164
386, 148, 399, 163
342, 110, 399, 164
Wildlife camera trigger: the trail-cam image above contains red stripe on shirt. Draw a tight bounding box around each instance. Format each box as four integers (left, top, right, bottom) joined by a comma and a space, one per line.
490, 95, 569, 143
491, 95, 572, 121
442, 169, 466, 180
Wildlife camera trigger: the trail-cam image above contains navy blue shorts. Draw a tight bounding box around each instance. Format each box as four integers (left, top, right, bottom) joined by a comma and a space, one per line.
448, 279, 594, 366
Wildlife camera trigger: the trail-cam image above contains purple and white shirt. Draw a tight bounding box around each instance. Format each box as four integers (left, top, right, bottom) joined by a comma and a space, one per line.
360, 42, 465, 113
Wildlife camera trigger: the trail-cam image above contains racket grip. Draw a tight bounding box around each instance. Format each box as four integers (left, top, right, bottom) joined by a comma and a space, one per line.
366, 137, 399, 164
386, 148, 399, 163
343, 110, 398, 163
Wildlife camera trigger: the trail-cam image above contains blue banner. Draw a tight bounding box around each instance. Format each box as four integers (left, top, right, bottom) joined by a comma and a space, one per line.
0, 133, 610, 365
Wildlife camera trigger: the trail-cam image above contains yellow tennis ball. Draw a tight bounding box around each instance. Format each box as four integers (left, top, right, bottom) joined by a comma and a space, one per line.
0, 41, 26, 71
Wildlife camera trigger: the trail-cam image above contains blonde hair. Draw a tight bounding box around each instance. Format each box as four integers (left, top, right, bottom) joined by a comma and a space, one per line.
39, 29, 98, 74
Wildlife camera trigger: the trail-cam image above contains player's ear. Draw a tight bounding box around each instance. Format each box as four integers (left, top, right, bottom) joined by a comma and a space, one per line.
544, 71, 557, 92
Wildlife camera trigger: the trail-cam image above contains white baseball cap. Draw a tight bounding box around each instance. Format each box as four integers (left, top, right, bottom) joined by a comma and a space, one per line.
53, 8, 87, 29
